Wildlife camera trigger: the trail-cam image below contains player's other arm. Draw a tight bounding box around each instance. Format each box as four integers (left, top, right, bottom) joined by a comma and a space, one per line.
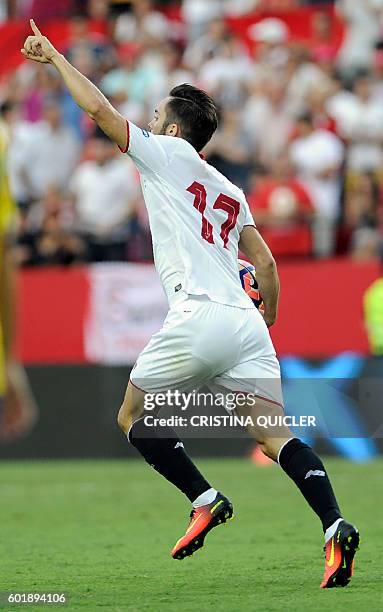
239, 225, 279, 327
21, 20, 127, 150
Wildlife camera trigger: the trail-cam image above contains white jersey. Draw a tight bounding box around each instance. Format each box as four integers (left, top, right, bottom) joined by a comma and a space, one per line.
120, 120, 255, 308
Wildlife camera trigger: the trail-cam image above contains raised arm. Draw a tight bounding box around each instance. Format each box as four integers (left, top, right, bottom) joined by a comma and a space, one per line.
21, 20, 127, 150
239, 225, 279, 327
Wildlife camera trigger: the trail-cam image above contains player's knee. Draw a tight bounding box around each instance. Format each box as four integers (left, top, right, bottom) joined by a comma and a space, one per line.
258, 439, 278, 461
258, 433, 294, 462
256, 425, 286, 461
117, 404, 129, 433
117, 402, 135, 434
117, 399, 144, 434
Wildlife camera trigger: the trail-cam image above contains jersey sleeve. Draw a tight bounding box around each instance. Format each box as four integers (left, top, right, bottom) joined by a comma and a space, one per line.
118, 120, 170, 174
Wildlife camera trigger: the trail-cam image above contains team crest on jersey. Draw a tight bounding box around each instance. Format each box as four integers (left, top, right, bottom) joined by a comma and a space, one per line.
141, 129, 150, 138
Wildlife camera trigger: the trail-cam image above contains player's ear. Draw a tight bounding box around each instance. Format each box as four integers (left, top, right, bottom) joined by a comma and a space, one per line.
165, 123, 180, 137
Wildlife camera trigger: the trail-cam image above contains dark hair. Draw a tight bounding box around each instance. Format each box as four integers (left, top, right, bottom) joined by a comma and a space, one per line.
166, 84, 218, 152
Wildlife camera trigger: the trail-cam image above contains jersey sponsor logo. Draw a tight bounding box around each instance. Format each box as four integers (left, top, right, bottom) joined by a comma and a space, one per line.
141, 129, 150, 138
304, 469, 325, 479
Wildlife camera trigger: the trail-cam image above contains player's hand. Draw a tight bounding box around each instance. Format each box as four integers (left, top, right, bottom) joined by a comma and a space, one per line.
21, 19, 59, 64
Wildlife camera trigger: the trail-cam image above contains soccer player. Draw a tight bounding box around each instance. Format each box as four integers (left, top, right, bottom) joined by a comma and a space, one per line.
22, 20, 359, 588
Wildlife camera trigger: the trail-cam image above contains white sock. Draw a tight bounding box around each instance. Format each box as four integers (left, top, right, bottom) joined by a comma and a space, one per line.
192, 488, 217, 508
324, 518, 343, 543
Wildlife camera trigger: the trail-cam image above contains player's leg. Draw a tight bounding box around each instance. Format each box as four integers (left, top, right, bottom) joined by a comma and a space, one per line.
216, 301, 359, 588
118, 380, 233, 559
117, 299, 235, 559
236, 389, 359, 588
117, 380, 214, 504
237, 396, 343, 530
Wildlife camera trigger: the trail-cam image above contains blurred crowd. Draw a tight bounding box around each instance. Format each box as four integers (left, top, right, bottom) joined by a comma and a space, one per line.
1, 0, 383, 265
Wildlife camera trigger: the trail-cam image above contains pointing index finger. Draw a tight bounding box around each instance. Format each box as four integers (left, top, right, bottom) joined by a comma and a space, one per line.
30, 19, 42, 36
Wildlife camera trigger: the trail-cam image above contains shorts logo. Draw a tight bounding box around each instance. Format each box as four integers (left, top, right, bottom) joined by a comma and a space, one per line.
174, 442, 184, 449
141, 129, 150, 138
304, 469, 325, 479
175, 283, 182, 292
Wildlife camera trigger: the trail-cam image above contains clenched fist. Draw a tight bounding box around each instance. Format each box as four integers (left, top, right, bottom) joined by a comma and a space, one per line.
21, 19, 59, 64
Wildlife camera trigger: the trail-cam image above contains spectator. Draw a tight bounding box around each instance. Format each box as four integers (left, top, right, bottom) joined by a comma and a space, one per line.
247, 153, 315, 258
336, 0, 383, 76
305, 86, 338, 135
248, 17, 290, 82
199, 34, 251, 107
182, 0, 260, 40
17, 186, 85, 266
344, 172, 380, 229
285, 44, 331, 110
350, 227, 382, 260
70, 129, 141, 262
289, 112, 344, 256
18, 65, 86, 138
149, 41, 196, 102
338, 172, 381, 253
21, 65, 64, 123
334, 73, 383, 172
325, 72, 356, 124
101, 42, 161, 106
181, 0, 224, 40
25, 184, 75, 233
243, 79, 294, 166
205, 107, 254, 190
64, 14, 114, 79
0, 101, 35, 209
183, 17, 230, 71
114, 0, 171, 45
18, 214, 86, 266
17, 98, 80, 202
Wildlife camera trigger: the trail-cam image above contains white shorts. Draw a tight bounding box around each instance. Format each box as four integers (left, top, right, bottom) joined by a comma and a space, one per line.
130, 295, 283, 407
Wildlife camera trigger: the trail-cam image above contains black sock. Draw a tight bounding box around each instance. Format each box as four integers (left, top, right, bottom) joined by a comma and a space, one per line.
278, 438, 342, 531
128, 418, 211, 502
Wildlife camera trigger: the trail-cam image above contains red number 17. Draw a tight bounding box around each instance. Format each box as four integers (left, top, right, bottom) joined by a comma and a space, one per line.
187, 181, 240, 249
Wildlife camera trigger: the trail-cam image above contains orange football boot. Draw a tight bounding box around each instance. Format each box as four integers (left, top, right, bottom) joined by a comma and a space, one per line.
171, 492, 233, 560
320, 520, 360, 588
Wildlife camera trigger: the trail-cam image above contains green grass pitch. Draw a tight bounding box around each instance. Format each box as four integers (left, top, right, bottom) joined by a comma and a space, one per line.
1, 458, 382, 611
